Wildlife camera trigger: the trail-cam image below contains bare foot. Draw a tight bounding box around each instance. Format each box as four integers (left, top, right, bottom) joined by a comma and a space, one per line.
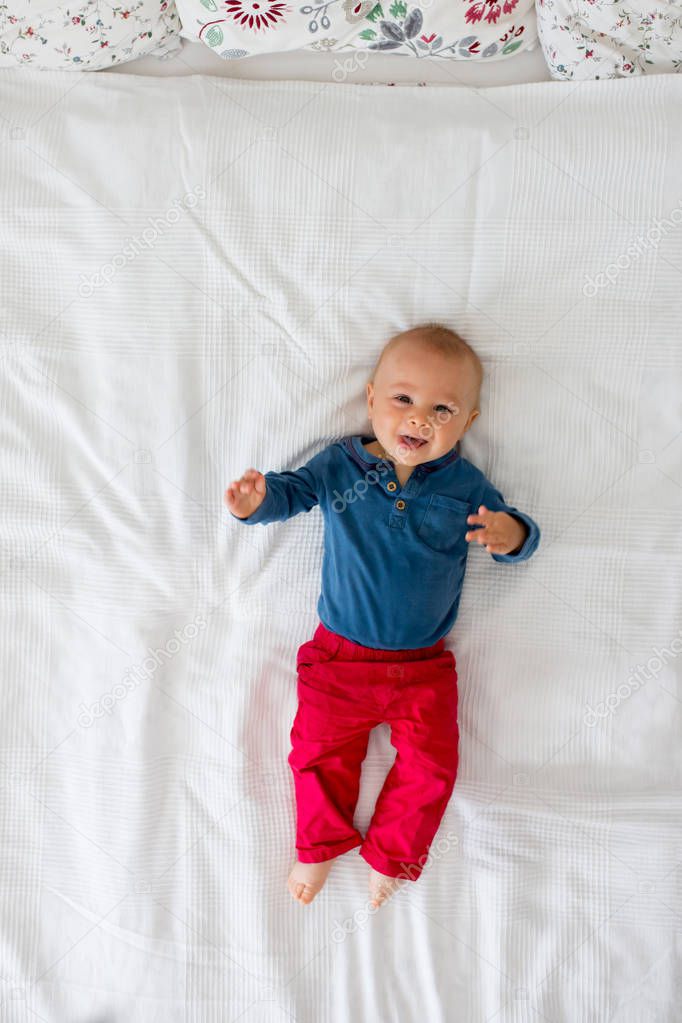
287, 859, 334, 905
368, 867, 406, 908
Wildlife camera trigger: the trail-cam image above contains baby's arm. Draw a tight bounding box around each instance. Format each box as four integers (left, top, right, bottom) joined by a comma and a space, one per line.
224, 452, 325, 525
466, 477, 540, 563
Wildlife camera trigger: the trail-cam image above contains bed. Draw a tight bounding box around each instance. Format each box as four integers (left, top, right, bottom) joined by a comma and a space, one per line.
1, 41, 681, 1023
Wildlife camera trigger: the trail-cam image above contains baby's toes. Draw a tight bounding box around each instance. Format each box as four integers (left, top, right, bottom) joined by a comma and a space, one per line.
288, 879, 303, 901
368, 868, 404, 908
288, 877, 315, 904
299, 884, 316, 905
371, 887, 388, 907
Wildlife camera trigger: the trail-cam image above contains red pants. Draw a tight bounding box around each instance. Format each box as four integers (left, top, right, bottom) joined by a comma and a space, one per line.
288, 622, 459, 882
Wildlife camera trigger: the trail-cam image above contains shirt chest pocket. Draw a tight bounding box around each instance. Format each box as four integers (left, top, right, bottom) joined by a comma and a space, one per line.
416, 494, 471, 553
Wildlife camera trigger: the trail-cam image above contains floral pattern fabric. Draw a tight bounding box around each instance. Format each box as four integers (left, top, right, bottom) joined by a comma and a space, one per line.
536, 0, 682, 79
175, 0, 538, 62
0, 0, 182, 69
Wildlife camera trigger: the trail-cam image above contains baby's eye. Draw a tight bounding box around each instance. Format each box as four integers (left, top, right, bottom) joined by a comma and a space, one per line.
394, 395, 454, 414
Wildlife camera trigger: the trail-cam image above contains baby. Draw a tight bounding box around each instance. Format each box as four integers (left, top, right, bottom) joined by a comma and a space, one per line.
225, 323, 540, 910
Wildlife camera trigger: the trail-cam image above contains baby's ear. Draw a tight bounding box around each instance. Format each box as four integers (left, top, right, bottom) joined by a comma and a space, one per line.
464, 409, 480, 430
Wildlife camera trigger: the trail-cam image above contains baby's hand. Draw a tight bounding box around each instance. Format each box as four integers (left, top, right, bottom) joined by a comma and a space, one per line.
465, 506, 528, 555
224, 469, 267, 519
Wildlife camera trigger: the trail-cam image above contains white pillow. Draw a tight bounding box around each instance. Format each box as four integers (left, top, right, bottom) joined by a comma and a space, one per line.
176, 0, 538, 64
536, 0, 682, 79
0, 0, 182, 69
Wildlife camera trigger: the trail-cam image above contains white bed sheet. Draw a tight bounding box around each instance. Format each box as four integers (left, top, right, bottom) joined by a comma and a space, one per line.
1, 68, 681, 1022
111, 36, 553, 86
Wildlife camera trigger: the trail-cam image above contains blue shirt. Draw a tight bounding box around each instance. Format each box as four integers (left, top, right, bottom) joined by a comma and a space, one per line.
229, 434, 540, 650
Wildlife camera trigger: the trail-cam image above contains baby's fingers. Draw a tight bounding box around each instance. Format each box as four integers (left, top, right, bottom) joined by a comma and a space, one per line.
466, 505, 492, 526
236, 469, 263, 493
224, 470, 265, 506
250, 471, 266, 494
465, 527, 487, 543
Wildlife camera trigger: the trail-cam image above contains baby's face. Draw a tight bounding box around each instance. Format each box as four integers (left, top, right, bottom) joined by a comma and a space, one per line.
366, 344, 479, 466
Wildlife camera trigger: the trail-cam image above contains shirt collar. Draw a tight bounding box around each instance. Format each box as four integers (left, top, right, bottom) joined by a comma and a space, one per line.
344, 435, 459, 474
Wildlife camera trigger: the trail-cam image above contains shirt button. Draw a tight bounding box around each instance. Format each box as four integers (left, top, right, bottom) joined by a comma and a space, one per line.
396, 499, 406, 510
387, 481, 397, 492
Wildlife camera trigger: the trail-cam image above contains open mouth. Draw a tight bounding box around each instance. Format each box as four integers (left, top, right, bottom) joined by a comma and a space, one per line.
399, 434, 427, 450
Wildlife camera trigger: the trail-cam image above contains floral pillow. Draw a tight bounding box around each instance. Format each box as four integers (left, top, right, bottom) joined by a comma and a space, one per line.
536, 0, 682, 79
0, 0, 182, 69
175, 0, 538, 63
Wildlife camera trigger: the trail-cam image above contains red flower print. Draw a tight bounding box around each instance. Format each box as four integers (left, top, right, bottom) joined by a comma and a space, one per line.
421, 32, 436, 42
502, 0, 517, 11
584, 48, 593, 57
465, 0, 502, 24
121, 10, 131, 17
223, 0, 288, 31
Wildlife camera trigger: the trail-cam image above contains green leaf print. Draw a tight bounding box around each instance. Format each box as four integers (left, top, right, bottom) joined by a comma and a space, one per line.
359, 27, 377, 38
389, 0, 407, 17
365, 3, 383, 22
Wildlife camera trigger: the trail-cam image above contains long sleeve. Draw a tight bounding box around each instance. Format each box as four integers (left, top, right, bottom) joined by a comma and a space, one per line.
229, 452, 325, 526
476, 476, 540, 564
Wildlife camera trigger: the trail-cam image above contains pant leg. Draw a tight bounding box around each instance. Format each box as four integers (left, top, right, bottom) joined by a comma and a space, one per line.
358, 648, 459, 881
288, 636, 379, 864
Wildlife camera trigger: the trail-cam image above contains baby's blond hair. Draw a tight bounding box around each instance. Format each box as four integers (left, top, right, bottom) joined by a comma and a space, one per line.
369, 322, 483, 414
